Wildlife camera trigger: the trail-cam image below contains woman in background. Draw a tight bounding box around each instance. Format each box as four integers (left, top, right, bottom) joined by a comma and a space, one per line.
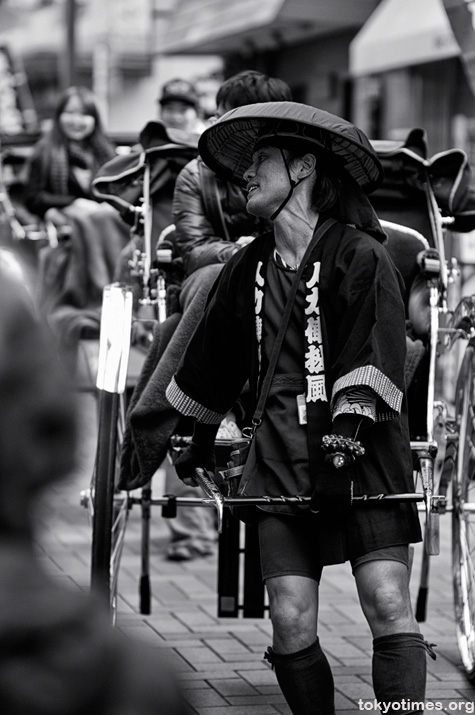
25, 87, 128, 350
25, 85, 115, 222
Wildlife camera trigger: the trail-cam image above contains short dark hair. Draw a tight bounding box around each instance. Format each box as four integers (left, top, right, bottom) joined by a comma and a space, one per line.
311, 174, 339, 212
216, 70, 292, 110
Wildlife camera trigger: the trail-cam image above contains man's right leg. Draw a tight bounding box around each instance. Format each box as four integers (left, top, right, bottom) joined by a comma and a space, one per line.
259, 514, 335, 715
265, 574, 335, 715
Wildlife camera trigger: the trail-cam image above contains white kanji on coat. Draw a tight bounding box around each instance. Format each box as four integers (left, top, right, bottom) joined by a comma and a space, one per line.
255, 288, 264, 315
255, 315, 262, 342
305, 344, 324, 374
305, 287, 319, 315
256, 261, 265, 287
305, 316, 321, 344
306, 261, 321, 289
306, 374, 328, 402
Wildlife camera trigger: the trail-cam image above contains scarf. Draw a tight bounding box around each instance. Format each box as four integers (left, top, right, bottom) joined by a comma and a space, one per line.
50, 138, 113, 197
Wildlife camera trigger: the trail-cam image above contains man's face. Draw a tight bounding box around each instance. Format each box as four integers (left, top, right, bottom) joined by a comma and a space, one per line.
243, 145, 291, 219
160, 100, 198, 132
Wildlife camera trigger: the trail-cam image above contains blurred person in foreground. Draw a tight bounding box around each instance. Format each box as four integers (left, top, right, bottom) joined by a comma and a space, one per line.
0, 256, 188, 715
167, 102, 434, 713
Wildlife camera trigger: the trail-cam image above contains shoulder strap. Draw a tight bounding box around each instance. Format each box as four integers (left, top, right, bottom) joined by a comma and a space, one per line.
251, 217, 336, 432
199, 161, 231, 242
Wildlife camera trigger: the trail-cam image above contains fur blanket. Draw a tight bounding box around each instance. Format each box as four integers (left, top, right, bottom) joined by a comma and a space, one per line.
119, 265, 223, 491
36, 202, 130, 347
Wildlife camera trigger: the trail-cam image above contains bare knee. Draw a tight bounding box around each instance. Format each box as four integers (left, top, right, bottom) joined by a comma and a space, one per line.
266, 578, 318, 652
271, 595, 311, 635
355, 560, 416, 636
361, 581, 418, 638
368, 583, 411, 624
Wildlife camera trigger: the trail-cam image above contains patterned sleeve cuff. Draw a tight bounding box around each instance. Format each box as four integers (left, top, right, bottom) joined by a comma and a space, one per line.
332, 387, 377, 422
166, 376, 226, 424
331, 366, 403, 422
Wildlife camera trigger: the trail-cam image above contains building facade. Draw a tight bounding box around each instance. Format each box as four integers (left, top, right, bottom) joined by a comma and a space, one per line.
157, 0, 475, 155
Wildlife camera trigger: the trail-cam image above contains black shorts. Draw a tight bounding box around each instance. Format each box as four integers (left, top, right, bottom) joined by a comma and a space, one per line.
258, 512, 410, 583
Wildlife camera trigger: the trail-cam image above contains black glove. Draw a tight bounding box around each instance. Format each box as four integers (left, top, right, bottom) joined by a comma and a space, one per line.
310, 457, 356, 513
173, 441, 216, 483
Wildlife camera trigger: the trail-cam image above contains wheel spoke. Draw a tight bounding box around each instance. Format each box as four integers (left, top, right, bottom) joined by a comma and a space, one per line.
452, 348, 475, 681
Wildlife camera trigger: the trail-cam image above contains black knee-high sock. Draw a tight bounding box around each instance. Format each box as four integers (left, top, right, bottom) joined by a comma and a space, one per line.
264, 638, 335, 715
372, 632, 433, 713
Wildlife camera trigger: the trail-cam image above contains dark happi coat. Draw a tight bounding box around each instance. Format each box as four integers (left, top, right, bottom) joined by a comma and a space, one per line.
167, 218, 422, 564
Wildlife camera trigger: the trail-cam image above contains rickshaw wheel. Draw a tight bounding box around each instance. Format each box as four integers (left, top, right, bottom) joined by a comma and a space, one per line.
86, 283, 134, 624
452, 346, 475, 683
90, 390, 129, 624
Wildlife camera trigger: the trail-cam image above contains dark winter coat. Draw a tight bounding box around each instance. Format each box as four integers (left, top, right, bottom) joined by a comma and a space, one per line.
25, 150, 95, 218
167, 218, 422, 564
172, 157, 268, 275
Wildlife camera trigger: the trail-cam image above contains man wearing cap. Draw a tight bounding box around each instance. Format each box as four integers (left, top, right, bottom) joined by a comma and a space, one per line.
158, 78, 203, 134
165, 101, 432, 713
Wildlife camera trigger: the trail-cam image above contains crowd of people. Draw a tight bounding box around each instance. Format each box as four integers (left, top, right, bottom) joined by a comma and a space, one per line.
2, 69, 446, 714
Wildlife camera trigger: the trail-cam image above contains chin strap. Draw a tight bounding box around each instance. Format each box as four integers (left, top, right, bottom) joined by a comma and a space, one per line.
270, 148, 309, 221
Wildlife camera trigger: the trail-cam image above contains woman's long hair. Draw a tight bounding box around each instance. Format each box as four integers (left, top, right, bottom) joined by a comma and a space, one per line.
32, 86, 115, 196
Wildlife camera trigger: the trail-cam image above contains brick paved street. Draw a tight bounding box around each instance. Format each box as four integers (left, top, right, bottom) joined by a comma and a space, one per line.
34, 392, 475, 714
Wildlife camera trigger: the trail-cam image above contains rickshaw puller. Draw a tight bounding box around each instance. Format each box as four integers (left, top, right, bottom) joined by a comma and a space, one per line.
166, 101, 434, 714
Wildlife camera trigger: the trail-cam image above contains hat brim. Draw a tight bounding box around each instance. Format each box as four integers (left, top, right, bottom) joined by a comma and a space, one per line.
159, 94, 198, 109
199, 102, 383, 194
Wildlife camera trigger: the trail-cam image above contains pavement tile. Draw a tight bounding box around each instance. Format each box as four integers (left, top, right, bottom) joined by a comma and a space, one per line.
335, 692, 358, 709
336, 657, 373, 669
147, 617, 192, 634
233, 630, 270, 645
458, 688, 475, 698
435, 672, 474, 683
175, 611, 219, 628
237, 669, 276, 687
273, 705, 292, 715
255, 685, 286, 695
325, 642, 370, 660
117, 624, 170, 644
227, 695, 287, 706
208, 678, 259, 697
334, 681, 374, 701
195, 706, 279, 714
183, 688, 228, 707
178, 670, 259, 681
176, 646, 225, 667
426, 689, 474, 699
182, 681, 214, 691
221, 653, 266, 663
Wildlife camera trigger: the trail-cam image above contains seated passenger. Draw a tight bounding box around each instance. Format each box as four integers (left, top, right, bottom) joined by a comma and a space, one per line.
24, 86, 129, 348
173, 70, 292, 279
25, 86, 115, 223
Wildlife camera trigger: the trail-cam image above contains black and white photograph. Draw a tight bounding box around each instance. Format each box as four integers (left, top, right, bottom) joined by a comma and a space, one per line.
1, 1, 475, 713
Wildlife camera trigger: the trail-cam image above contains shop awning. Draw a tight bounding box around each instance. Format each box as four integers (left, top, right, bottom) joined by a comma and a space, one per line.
349, 0, 461, 76
157, 0, 379, 55
442, 0, 475, 97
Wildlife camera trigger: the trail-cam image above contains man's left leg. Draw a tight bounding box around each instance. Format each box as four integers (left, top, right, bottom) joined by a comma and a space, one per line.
355, 557, 431, 712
